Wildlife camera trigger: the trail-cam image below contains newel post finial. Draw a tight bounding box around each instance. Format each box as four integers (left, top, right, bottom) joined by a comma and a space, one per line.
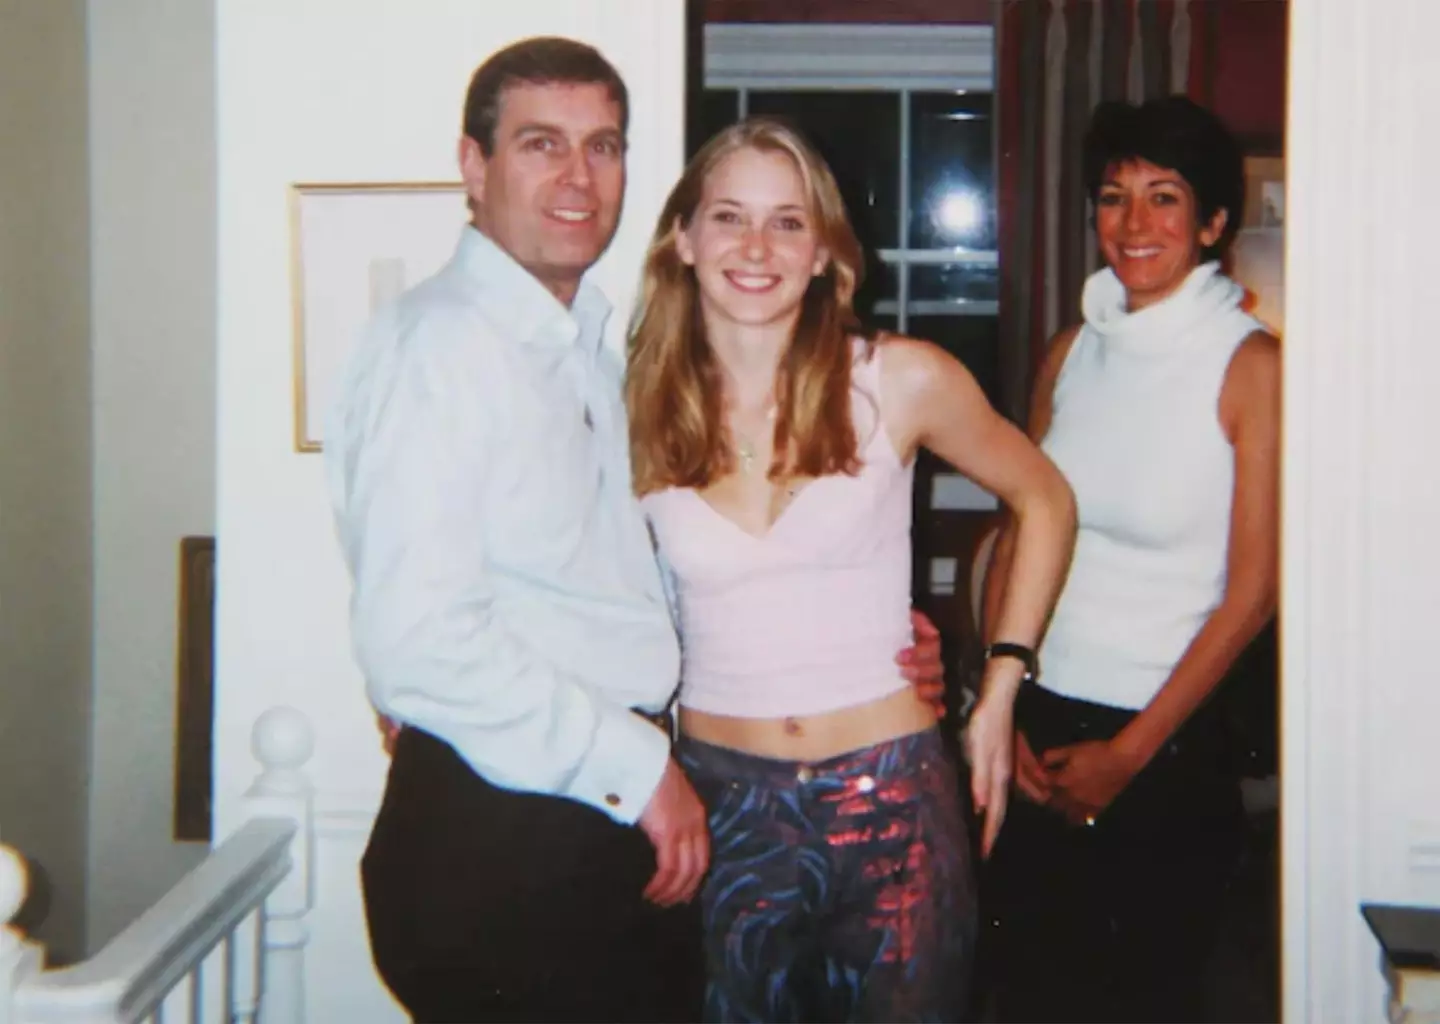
0, 845, 41, 1024
244, 706, 316, 1024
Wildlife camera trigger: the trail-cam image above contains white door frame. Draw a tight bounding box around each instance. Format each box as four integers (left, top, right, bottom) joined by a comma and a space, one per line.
1283, 1, 1440, 1021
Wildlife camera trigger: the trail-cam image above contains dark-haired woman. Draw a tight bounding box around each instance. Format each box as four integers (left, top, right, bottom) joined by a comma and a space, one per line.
981, 95, 1280, 1023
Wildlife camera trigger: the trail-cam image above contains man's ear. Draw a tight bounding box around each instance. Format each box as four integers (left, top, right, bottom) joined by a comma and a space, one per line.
458, 135, 487, 211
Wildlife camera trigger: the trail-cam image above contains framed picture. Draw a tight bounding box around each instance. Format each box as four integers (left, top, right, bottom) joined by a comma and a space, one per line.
1232, 155, 1286, 335
174, 535, 215, 842
1242, 155, 1285, 229
290, 182, 469, 452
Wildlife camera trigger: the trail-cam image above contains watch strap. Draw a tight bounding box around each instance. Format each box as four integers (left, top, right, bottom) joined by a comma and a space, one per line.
984, 641, 1038, 682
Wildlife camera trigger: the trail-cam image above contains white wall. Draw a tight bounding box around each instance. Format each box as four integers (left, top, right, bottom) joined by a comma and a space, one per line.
210, 1, 686, 1017
1283, 1, 1440, 1020
83, 0, 215, 950
0, 0, 94, 966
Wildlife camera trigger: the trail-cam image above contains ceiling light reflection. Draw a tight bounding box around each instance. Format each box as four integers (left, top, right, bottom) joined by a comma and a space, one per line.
935, 189, 982, 240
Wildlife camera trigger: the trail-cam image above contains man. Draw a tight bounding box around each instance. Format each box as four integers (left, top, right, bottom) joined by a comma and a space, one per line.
326, 36, 946, 1023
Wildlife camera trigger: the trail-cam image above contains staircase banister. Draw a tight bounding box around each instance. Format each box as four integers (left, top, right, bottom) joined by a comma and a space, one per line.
12, 817, 294, 1022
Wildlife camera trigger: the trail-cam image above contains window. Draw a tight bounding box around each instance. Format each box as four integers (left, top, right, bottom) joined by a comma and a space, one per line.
701, 23, 999, 406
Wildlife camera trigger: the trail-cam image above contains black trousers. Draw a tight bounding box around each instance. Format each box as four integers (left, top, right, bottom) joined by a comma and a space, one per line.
361, 727, 704, 1023
980, 683, 1245, 1023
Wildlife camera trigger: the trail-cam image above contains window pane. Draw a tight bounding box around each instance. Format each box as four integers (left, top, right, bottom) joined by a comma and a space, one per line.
909, 92, 995, 251
910, 262, 999, 304
748, 91, 900, 250
696, 89, 740, 146
909, 315, 1001, 408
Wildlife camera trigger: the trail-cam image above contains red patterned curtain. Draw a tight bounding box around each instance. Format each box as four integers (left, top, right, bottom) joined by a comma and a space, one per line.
994, 0, 1214, 422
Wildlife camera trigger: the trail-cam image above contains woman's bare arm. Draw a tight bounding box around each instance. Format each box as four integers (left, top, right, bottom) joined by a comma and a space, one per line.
879, 335, 1077, 852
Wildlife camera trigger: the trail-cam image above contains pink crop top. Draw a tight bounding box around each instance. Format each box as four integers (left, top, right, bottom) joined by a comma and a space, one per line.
641, 342, 915, 719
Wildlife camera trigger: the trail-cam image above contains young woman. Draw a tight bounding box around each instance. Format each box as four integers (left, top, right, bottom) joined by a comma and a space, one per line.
626, 118, 1076, 1022
981, 96, 1281, 1023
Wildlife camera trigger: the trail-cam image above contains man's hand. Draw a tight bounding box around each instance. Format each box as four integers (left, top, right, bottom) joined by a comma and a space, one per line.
1043, 739, 1141, 826
898, 609, 946, 716
376, 713, 401, 755
1013, 730, 1052, 805
637, 759, 710, 907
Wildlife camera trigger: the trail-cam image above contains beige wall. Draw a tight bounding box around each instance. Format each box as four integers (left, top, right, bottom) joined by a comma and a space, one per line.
0, 0, 95, 965
84, 0, 214, 950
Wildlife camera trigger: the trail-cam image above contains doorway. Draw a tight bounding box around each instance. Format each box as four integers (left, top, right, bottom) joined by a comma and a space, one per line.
687, 3, 1287, 1020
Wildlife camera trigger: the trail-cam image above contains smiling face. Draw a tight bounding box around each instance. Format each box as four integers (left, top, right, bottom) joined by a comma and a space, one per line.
674, 145, 829, 333
1095, 158, 1227, 311
460, 80, 625, 303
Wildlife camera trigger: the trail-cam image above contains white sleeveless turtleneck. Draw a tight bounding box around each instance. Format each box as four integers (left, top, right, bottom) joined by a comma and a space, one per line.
1037, 261, 1264, 711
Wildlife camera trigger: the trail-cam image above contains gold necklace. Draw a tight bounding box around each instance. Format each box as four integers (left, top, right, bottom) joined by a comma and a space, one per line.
735, 433, 759, 474
732, 405, 776, 475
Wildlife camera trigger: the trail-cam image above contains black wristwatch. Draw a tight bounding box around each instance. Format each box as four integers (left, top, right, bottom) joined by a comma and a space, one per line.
983, 642, 1038, 683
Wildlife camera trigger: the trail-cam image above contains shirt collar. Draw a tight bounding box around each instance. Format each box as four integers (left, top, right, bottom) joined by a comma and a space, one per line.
452, 225, 611, 355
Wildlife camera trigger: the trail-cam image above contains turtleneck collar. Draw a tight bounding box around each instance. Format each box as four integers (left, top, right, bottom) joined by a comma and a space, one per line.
1080, 261, 1245, 354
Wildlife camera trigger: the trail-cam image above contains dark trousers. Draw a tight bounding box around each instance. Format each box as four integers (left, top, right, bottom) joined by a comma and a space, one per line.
361, 727, 704, 1023
981, 684, 1244, 1023
677, 729, 976, 1023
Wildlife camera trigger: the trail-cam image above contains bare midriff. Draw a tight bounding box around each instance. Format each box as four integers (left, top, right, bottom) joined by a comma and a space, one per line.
679, 685, 936, 762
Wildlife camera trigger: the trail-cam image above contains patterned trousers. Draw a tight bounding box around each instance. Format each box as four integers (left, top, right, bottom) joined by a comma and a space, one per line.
677, 728, 975, 1023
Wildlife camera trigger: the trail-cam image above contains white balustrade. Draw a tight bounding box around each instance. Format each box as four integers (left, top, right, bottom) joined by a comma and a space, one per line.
0, 846, 43, 1024
0, 707, 315, 1024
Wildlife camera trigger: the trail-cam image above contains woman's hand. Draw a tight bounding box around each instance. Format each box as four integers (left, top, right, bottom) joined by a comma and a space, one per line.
1042, 739, 1142, 825
965, 694, 1015, 857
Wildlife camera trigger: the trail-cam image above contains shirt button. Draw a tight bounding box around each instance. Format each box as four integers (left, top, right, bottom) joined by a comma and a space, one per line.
604, 793, 621, 807
795, 766, 814, 783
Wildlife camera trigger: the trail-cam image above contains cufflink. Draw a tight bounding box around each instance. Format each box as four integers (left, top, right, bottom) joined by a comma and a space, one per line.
604, 793, 620, 807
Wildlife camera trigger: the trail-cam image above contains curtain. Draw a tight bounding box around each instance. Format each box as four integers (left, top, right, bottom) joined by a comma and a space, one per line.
994, 0, 1210, 423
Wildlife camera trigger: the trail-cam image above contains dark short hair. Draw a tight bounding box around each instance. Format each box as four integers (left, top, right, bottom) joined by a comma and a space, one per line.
1082, 95, 1245, 261
462, 36, 629, 156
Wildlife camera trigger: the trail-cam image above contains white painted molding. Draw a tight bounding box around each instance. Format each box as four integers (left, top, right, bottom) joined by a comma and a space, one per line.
1282, 0, 1368, 1011
1408, 820, 1440, 883
314, 807, 377, 841
704, 23, 993, 91
1284, 1, 1440, 1021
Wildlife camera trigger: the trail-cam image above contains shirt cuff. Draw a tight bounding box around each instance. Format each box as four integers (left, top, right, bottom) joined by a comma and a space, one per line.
562, 703, 672, 825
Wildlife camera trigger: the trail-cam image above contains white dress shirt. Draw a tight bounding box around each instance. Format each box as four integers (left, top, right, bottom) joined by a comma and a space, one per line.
326, 227, 679, 824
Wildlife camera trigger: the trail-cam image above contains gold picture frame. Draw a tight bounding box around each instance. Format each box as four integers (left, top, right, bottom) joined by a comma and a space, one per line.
289, 182, 468, 452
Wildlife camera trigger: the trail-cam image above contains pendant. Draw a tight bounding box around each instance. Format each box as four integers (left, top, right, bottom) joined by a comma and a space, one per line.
736, 437, 757, 474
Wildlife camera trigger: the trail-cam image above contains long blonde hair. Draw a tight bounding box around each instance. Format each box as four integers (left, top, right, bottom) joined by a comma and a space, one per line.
626, 118, 869, 497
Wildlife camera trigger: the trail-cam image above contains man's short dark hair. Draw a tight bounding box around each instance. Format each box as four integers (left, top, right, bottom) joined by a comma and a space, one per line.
462, 36, 629, 156
1082, 95, 1245, 262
